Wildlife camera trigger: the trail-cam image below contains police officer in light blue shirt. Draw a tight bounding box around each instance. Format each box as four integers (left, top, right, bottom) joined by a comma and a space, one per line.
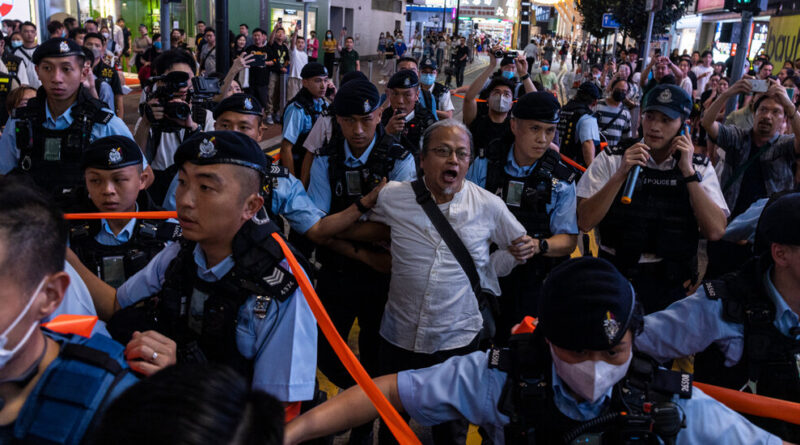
0, 38, 145, 209
467, 91, 579, 343
280, 62, 328, 175
284, 257, 783, 445
637, 193, 800, 442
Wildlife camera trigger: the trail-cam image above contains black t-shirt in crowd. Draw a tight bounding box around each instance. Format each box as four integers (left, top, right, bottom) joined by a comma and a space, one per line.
456, 46, 469, 65
269, 42, 289, 73
384, 44, 396, 60
731, 144, 768, 217
245, 44, 272, 86
94, 61, 123, 95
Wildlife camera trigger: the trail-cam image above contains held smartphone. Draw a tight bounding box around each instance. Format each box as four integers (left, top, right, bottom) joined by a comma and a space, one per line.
296, 19, 302, 29
252, 54, 266, 67
787, 87, 795, 100
750, 79, 768, 93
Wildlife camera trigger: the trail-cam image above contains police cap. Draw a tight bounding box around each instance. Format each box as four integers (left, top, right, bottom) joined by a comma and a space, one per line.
33, 38, 85, 65
643, 84, 692, 120
577, 81, 601, 100
420, 57, 437, 71
512, 91, 560, 123
82, 136, 143, 170
757, 193, 800, 247
332, 79, 381, 117
341, 71, 368, 85
538, 257, 637, 351
387, 69, 419, 89
173, 131, 267, 176
300, 62, 328, 79
213, 93, 263, 119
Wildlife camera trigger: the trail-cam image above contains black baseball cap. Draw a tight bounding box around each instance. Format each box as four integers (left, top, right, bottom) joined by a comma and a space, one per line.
643, 84, 692, 120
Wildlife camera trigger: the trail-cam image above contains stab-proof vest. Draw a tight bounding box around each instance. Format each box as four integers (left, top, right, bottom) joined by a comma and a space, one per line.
380, 101, 436, 163
13, 86, 114, 208
491, 331, 691, 444
556, 100, 593, 166
107, 220, 308, 378
694, 256, 800, 442
283, 88, 327, 166
0, 72, 14, 126
597, 143, 705, 269
419, 82, 448, 117
69, 193, 181, 288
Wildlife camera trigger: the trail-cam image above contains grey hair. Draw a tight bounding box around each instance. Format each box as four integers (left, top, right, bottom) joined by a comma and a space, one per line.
420, 118, 475, 159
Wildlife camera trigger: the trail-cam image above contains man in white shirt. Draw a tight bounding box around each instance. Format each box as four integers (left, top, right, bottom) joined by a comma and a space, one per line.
691, 50, 715, 99
14, 21, 39, 88
366, 118, 536, 443
287, 25, 308, 101
522, 38, 539, 74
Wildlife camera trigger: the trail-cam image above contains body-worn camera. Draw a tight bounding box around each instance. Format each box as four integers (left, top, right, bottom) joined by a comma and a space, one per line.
495, 50, 518, 59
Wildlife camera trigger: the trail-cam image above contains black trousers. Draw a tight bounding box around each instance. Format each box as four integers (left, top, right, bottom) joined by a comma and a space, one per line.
377, 335, 480, 445
526, 57, 535, 74
455, 63, 466, 87
247, 85, 270, 114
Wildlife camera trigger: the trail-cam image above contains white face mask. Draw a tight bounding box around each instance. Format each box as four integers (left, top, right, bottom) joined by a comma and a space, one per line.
0, 278, 46, 370
489, 94, 512, 113
550, 343, 632, 403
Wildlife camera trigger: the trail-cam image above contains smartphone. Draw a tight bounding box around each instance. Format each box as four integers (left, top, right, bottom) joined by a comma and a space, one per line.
252, 54, 266, 67
750, 79, 768, 93
787, 87, 795, 100
296, 19, 302, 29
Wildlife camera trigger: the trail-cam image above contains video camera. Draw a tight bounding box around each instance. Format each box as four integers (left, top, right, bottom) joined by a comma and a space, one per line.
189, 75, 221, 125
495, 50, 518, 59
140, 71, 220, 130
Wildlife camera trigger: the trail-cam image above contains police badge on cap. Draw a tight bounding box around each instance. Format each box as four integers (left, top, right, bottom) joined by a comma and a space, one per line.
363, 99, 371, 113
198, 138, 217, 158
657, 88, 672, 104
108, 147, 122, 165
244, 98, 254, 110
59, 41, 70, 53
603, 311, 620, 345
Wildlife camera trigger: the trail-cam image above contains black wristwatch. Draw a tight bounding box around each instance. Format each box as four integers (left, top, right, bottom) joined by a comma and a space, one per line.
538, 238, 549, 255
683, 170, 702, 184
355, 199, 371, 214
520, 73, 531, 81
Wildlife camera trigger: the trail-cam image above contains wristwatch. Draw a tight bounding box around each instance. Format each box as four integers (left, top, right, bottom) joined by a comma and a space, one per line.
520, 73, 531, 81
355, 199, 371, 214
683, 171, 702, 184
537, 238, 549, 255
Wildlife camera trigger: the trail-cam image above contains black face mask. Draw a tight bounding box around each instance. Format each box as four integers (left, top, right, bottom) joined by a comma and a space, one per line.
612, 89, 627, 102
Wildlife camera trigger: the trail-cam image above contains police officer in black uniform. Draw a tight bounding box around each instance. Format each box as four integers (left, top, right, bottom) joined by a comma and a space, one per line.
467, 91, 579, 344
638, 192, 800, 442
380, 70, 437, 165
0, 37, 140, 210
576, 84, 729, 313
69, 136, 180, 288
557, 81, 601, 167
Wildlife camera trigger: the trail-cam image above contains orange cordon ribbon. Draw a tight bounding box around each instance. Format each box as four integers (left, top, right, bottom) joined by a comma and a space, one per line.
693, 382, 800, 425
41, 315, 98, 338
63, 211, 178, 220
270, 233, 422, 444
559, 153, 586, 173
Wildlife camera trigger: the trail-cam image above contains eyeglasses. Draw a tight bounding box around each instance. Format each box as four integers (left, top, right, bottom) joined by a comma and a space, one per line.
430, 146, 471, 160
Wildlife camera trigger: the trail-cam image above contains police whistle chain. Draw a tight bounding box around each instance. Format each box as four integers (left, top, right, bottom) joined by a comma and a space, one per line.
620, 166, 641, 205
693, 382, 800, 426
63, 211, 178, 220
270, 233, 422, 445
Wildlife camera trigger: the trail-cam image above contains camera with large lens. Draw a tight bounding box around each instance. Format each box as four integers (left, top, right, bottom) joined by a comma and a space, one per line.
189, 75, 221, 124
140, 71, 191, 130
494, 50, 518, 59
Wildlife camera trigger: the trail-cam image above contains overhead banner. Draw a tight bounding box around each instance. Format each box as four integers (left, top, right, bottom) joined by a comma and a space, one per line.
764, 15, 800, 68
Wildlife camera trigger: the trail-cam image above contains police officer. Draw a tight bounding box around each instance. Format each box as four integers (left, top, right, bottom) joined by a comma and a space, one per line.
381, 70, 437, 164
577, 84, 729, 313
637, 192, 800, 442
0, 38, 139, 210
69, 136, 181, 289
0, 177, 141, 444
69, 131, 318, 406
280, 62, 329, 176
285, 257, 784, 445
306, 78, 415, 406
1, 30, 29, 87
557, 81, 601, 167
418, 57, 454, 120
466, 91, 579, 343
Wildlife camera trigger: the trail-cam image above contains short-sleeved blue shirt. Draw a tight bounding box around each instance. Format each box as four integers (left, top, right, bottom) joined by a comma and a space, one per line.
282, 98, 325, 144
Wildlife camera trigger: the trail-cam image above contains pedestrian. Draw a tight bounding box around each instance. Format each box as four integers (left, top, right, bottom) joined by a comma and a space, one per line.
380, 35, 396, 85
322, 29, 336, 77
307, 30, 318, 62
287, 25, 309, 102
132, 24, 150, 71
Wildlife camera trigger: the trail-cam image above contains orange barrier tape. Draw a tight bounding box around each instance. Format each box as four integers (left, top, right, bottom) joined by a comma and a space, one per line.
42, 315, 98, 338
694, 382, 800, 425
559, 153, 586, 173
64, 211, 178, 220
271, 233, 421, 444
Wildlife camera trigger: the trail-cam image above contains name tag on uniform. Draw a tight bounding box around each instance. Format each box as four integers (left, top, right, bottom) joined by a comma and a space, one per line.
346, 171, 362, 196
44, 138, 61, 161
506, 181, 524, 207
188, 289, 210, 335
101, 256, 125, 288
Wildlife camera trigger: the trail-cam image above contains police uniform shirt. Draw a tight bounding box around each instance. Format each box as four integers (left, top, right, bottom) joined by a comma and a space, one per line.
575, 145, 729, 262
636, 265, 799, 366
466, 145, 579, 236
12, 45, 40, 88
576, 113, 599, 148
163, 171, 324, 234
0, 101, 135, 174
723, 197, 768, 244
282, 98, 325, 145
307, 134, 417, 213
98, 81, 115, 112
116, 241, 317, 401
419, 84, 455, 113
134, 109, 215, 171
397, 350, 782, 445
94, 203, 180, 246
45, 261, 111, 337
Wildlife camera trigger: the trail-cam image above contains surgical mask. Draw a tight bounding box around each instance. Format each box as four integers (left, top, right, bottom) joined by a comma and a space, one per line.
550, 344, 633, 404
612, 89, 627, 102
593, 73, 601, 79
92, 48, 104, 61
326, 33, 332, 38
397, 39, 404, 43
501, 70, 515, 80
420, 73, 436, 85
0, 278, 46, 370
542, 65, 549, 72
153, 41, 162, 50
489, 94, 512, 113
101, 32, 110, 39
11, 40, 22, 48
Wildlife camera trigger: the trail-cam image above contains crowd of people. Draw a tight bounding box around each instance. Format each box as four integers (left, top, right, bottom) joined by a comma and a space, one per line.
0, 11, 796, 445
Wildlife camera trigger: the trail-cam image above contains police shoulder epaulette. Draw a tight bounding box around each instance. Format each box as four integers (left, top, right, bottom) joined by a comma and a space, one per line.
553, 161, 577, 183
268, 164, 290, 178
388, 142, 410, 160
605, 145, 627, 156
692, 153, 710, 166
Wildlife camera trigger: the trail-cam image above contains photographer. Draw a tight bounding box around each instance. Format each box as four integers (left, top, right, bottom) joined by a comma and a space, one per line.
244, 28, 273, 124
133, 49, 215, 204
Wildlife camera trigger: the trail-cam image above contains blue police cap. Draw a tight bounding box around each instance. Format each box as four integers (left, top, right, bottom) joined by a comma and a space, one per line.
538, 257, 636, 351
82, 136, 143, 170
387, 69, 419, 89
213, 93, 263, 119
32, 38, 85, 65
643, 84, 692, 120
173, 131, 267, 176
332, 79, 381, 117
512, 92, 560, 123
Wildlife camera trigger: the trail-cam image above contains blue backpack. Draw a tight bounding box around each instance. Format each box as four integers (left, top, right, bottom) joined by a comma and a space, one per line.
13, 330, 139, 444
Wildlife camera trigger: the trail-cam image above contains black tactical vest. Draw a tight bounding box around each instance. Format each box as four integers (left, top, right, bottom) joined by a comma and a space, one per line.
3, 53, 24, 80
0, 72, 14, 125
282, 88, 327, 166
13, 86, 114, 209
380, 101, 436, 164
556, 100, 593, 166
694, 256, 800, 442
597, 143, 705, 269
491, 331, 691, 445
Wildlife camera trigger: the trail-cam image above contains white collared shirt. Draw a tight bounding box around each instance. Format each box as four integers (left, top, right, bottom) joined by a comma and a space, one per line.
370, 179, 526, 353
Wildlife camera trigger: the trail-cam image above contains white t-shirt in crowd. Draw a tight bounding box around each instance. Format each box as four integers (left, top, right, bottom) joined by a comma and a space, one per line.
290, 47, 308, 79
691, 65, 714, 96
